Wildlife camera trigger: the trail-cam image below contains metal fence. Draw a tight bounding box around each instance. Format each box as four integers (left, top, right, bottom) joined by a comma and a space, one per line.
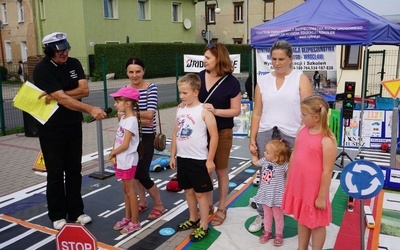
0, 53, 250, 136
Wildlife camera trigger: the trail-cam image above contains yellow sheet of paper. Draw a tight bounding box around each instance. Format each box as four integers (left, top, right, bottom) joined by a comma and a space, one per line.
12, 81, 58, 124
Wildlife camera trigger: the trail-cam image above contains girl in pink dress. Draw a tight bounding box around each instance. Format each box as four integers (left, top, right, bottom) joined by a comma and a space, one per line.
282, 95, 337, 250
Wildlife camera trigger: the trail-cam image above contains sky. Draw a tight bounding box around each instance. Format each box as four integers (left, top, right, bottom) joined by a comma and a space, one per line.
353, 0, 400, 15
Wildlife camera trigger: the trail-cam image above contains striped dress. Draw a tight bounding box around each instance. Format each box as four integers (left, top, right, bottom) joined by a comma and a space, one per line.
254, 158, 288, 207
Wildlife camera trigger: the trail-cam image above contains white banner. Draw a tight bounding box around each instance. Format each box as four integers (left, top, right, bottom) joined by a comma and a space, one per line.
255, 46, 336, 73
256, 45, 337, 95
183, 54, 241, 74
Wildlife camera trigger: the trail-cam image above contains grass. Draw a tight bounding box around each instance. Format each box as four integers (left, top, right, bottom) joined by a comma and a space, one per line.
1, 79, 22, 85
0, 126, 25, 136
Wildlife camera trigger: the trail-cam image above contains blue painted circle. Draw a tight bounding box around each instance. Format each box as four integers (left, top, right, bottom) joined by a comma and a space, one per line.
245, 169, 256, 173
229, 182, 237, 187
340, 160, 384, 199
159, 227, 175, 236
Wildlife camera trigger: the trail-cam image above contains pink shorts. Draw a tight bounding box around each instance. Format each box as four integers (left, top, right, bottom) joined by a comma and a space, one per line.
114, 165, 137, 180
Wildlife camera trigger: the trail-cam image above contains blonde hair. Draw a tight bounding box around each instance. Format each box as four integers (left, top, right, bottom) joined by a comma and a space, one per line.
268, 139, 291, 165
301, 95, 335, 142
178, 73, 201, 91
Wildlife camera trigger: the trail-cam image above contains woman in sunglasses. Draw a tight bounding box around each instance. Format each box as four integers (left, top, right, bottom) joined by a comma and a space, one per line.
199, 43, 241, 226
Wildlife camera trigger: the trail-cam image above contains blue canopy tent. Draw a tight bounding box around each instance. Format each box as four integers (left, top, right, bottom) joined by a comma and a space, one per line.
250, 0, 400, 165
251, 0, 400, 47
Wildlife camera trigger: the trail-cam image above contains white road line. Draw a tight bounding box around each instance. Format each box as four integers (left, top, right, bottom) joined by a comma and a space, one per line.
25, 235, 55, 250
103, 206, 125, 218
0, 221, 17, 232
0, 184, 47, 208
0, 228, 36, 248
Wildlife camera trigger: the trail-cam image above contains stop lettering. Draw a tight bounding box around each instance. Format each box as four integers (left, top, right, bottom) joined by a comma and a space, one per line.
56, 224, 97, 250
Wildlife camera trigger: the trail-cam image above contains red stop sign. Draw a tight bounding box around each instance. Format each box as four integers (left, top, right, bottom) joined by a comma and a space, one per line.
56, 224, 97, 250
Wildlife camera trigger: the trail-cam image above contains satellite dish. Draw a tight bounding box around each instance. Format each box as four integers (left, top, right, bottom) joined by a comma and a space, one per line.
183, 18, 192, 30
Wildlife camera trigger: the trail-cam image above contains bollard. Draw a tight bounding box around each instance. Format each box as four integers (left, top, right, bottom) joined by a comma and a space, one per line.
89, 119, 114, 180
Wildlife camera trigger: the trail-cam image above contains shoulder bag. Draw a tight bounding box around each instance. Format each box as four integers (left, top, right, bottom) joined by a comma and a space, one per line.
153, 108, 166, 151
146, 84, 166, 151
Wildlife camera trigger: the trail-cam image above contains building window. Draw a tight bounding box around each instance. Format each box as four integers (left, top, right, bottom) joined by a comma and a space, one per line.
234, 2, 243, 23
263, 0, 275, 22
1, 3, 7, 25
138, 0, 150, 20
5, 41, 12, 62
172, 2, 182, 22
341, 45, 362, 70
104, 0, 117, 19
20, 41, 28, 62
206, 4, 217, 25
17, 1, 24, 23
233, 38, 243, 44
39, 0, 46, 20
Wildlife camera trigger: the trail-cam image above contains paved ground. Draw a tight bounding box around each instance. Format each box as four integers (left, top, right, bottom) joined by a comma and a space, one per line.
1, 75, 400, 249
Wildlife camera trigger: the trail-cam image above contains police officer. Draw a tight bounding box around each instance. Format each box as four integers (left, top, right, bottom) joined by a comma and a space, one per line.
33, 32, 106, 230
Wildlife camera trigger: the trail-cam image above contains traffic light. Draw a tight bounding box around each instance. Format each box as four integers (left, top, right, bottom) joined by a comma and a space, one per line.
343, 81, 355, 119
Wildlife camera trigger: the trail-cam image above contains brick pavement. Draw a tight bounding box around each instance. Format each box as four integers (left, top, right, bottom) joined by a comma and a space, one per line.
0, 73, 249, 198
0, 106, 177, 198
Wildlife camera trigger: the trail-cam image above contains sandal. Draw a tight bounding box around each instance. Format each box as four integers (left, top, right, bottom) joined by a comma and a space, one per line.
211, 209, 227, 226
273, 233, 284, 246
147, 207, 167, 220
177, 218, 200, 231
259, 231, 272, 244
189, 226, 209, 242
209, 205, 215, 215
113, 217, 131, 231
198, 205, 215, 218
138, 204, 149, 214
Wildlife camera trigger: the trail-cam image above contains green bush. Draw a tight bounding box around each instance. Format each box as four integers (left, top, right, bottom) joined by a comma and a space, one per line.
93, 43, 251, 81
0, 66, 8, 81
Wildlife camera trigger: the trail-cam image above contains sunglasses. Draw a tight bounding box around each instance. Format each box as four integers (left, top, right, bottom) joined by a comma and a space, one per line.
206, 43, 216, 49
56, 46, 71, 54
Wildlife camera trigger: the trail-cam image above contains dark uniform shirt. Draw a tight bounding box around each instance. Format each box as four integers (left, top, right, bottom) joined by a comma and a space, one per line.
33, 57, 86, 126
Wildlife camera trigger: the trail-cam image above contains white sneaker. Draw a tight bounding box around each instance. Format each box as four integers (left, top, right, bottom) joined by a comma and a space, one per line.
53, 219, 66, 230
248, 214, 264, 232
76, 214, 92, 225
253, 174, 260, 186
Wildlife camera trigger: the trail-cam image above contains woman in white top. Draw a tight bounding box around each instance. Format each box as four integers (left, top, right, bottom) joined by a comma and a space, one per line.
249, 40, 313, 155
248, 40, 313, 232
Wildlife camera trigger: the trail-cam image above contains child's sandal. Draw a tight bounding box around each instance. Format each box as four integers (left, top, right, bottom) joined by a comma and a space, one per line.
259, 231, 272, 244
273, 233, 284, 246
177, 219, 200, 231
189, 226, 209, 242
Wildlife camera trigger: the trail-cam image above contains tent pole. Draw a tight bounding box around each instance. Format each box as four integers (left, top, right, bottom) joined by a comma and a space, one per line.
251, 48, 255, 99
358, 46, 368, 152
390, 46, 400, 169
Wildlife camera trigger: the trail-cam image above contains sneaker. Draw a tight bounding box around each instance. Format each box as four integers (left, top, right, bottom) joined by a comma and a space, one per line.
248, 214, 264, 232
53, 219, 66, 230
113, 217, 131, 231
120, 221, 141, 234
253, 173, 260, 186
76, 214, 92, 225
